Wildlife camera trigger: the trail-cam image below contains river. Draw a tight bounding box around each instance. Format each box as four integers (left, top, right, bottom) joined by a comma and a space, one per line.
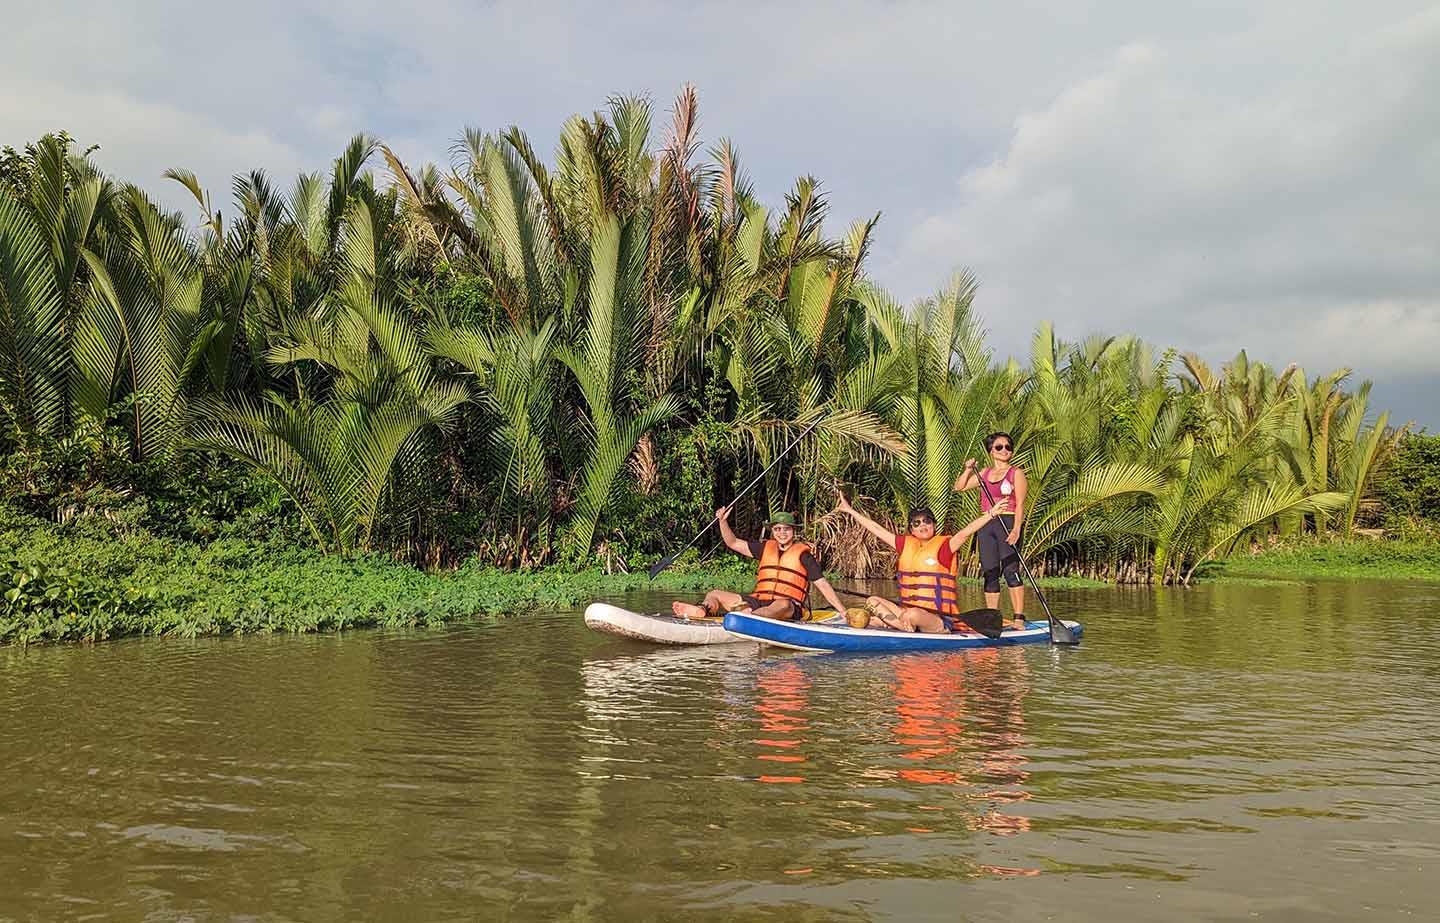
3, 580, 1438, 920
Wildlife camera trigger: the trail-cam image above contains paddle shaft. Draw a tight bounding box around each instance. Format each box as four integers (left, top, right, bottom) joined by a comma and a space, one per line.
649, 416, 824, 578
972, 461, 1078, 644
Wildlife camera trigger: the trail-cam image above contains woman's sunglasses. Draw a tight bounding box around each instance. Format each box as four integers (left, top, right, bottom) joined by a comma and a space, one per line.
909, 517, 935, 527
991, 443, 1012, 452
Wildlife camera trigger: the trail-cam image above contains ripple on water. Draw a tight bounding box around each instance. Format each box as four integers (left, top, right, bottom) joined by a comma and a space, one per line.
3, 584, 1440, 919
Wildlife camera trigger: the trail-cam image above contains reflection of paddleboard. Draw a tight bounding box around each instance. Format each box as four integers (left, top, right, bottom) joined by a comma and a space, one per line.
584, 603, 844, 645
722, 612, 1083, 653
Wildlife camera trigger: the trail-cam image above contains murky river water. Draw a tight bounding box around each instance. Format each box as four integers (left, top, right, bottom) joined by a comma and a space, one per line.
3, 580, 1439, 920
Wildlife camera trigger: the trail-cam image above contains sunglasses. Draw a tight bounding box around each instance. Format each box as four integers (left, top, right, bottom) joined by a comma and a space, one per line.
991, 444, 1012, 452
909, 518, 935, 527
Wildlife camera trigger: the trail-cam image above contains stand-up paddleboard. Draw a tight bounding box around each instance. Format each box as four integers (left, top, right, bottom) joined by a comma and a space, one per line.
584, 603, 739, 644
584, 603, 845, 645
722, 612, 1083, 652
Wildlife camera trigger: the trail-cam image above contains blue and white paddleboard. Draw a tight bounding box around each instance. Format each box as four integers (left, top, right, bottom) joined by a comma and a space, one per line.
721, 612, 1083, 652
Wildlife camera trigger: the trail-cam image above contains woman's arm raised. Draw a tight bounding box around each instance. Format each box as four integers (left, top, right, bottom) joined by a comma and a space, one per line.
947, 497, 1012, 553
835, 490, 899, 546
953, 457, 980, 492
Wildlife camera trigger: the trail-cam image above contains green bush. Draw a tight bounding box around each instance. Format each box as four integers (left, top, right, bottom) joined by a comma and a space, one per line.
0, 420, 308, 545
0, 504, 755, 645
0, 557, 157, 644
1372, 433, 1440, 536
1213, 537, 1440, 581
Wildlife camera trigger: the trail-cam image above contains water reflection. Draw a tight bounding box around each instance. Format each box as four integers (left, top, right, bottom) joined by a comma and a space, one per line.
7, 582, 1440, 919
854, 650, 1034, 797
753, 661, 810, 784
876, 649, 1039, 875
577, 645, 759, 778
890, 656, 965, 783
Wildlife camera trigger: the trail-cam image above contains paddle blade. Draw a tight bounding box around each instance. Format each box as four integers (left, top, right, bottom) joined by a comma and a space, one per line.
954, 607, 1006, 640
1047, 616, 1080, 645
647, 552, 679, 580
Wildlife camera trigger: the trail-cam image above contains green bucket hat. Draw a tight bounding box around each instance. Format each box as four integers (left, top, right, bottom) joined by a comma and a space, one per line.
768, 511, 799, 527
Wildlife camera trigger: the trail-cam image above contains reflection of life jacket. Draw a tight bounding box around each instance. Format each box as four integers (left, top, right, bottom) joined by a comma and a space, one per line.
897, 535, 960, 614
755, 661, 809, 784
753, 540, 812, 604
893, 657, 963, 783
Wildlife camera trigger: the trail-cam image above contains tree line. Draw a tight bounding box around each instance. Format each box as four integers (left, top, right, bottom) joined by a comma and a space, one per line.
0, 90, 1405, 583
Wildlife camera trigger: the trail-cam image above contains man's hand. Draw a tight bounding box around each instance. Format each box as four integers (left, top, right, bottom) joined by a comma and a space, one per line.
715, 506, 730, 522
835, 490, 854, 514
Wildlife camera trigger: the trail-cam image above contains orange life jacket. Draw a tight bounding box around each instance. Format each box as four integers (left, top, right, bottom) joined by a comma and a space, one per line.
896, 534, 960, 614
753, 539, 812, 605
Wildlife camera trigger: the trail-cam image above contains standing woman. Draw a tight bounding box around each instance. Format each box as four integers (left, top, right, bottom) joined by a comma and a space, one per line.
954, 432, 1028, 629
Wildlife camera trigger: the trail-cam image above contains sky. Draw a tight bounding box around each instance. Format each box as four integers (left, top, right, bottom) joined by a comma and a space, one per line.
3, 0, 1437, 427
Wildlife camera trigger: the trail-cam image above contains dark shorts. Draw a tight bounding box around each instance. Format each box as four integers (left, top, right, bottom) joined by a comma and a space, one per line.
742, 595, 803, 620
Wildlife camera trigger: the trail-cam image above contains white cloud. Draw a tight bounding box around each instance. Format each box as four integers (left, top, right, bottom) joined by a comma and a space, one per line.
881, 5, 1440, 407
0, 77, 306, 216
2, 0, 1435, 422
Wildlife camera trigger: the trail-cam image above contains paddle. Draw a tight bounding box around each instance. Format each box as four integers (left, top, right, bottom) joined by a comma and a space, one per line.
647, 416, 825, 580
832, 587, 1006, 640
972, 454, 1079, 645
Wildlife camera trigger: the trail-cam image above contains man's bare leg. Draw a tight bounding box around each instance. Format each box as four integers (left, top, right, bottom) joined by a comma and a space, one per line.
861, 596, 952, 633
672, 589, 746, 620
753, 598, 800, 621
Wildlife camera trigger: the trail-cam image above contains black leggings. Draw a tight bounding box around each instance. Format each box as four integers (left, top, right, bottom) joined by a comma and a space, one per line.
977, 516, 1022, 593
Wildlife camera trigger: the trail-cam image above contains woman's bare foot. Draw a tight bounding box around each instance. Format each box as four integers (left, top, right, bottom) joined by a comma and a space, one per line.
671, 601, 708, 620
1010, 617, 1028, 631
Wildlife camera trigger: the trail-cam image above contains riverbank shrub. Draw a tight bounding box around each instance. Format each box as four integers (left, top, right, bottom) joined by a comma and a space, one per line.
1210, 536, 1440, 582
0, 421, 308, 544
0, 114, 1418, 585
0, 557, 157, 644
0, 503, 1114, 645
0, 505, 756, 645
1371, 433, 1440, 538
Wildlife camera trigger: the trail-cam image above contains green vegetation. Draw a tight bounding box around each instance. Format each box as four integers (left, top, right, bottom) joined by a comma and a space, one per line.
0, 506, 752, 644
1210, 539, 1440, 583
0, 88, 1430, 644
1369, 432, 1440, 539
1200, 432, 1440, 585
0, 504, 1105, 644
1, 556, 158, 645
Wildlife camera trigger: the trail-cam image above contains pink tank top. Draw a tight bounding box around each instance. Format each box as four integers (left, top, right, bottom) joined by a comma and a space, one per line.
978, 467, 1016, 512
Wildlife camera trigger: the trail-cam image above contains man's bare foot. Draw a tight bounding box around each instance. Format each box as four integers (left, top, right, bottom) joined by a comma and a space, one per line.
671, 601, 708, 620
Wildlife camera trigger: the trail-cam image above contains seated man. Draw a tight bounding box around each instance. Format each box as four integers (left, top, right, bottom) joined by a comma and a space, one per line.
835, 487, 1014, 632
671, 509, 848, 621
